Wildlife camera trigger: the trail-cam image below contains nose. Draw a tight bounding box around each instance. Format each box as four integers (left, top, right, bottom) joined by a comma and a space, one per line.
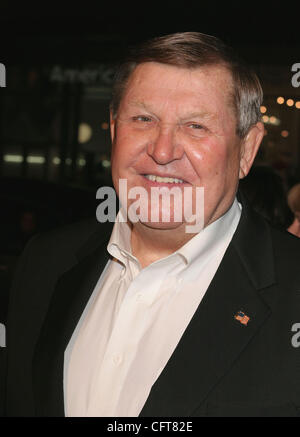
146, 125, 184, 164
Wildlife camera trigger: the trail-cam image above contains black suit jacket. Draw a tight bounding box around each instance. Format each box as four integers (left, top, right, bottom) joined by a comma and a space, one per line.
4, 197, 300, 417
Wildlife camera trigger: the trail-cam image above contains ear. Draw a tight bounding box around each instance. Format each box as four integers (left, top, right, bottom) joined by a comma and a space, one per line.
239, 122, 264, 179
110, 109, 116, 144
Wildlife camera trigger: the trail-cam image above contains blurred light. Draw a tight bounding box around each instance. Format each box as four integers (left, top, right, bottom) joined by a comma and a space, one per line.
270, 116, 280, 125
286, 99, 294, 107
78, 158, 86, 166
260, 106, 267, 114
281, 130, 289, 138
66, 158, 72, 165
102, 159, 111, 168
78, 123, 92, 143
296, 101, 300, 109
3, 154, 24, 163
262, 115, 269, 123
27, 156, 45, 164
262, 115, 280, 126
277, 97, 285, 104
5, 155, 47, 164
53, 157, 61, 165
101, 122, 109, 130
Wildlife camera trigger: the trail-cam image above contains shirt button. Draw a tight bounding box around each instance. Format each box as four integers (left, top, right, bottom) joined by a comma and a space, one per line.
113, 354, 123, 365
136, 293, 142, 301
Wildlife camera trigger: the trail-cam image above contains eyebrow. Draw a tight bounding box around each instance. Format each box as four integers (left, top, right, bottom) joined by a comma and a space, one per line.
128, 101, 151, 111
180, 112, 217, 121
128, 101, 217, 121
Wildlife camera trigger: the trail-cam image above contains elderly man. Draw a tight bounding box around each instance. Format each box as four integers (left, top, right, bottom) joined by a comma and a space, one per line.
5, 32, 300, 417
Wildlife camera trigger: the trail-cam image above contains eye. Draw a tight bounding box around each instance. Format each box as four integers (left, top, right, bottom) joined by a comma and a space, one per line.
182, 122, 208, 138
189, 123, 203, 130
132, 115, 153, 123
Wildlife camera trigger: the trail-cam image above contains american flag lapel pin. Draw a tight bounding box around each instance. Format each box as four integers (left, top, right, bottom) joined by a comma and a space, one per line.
234, 310, 250, 326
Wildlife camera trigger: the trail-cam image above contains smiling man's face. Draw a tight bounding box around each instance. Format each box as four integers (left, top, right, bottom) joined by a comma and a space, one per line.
110, 61, 262, 233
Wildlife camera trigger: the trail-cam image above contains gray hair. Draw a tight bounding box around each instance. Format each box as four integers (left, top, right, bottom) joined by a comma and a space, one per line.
110, 32, 263, 138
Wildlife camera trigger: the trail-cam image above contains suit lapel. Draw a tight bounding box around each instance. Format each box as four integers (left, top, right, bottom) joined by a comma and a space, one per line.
33, 223, 113, 416
140, 201, 275, 417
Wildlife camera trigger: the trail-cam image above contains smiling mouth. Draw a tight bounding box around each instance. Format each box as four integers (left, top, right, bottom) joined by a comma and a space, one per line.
142, 174, 185, 184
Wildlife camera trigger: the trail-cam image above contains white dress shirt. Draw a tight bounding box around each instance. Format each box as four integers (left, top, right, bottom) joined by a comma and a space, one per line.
64, 198, 241, 417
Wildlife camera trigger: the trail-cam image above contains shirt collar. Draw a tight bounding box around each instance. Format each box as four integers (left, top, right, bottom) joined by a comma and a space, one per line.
176, 198, 242, 266
107, 207, 136, 266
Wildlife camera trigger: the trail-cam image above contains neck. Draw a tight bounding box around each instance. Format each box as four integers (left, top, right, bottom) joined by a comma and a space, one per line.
130, 222, 196, 268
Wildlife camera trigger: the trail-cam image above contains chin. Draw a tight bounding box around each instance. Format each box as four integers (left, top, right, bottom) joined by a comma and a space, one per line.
137, 220, 185, 231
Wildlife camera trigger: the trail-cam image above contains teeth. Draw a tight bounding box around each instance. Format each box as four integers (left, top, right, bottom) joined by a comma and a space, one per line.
144, 174, 184, 183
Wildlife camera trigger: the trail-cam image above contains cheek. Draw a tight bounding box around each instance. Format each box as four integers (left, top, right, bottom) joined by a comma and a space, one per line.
187, 137, 241, 188
113, 126, 146, 161
111, 132, 134, 168
187, 139, 228, 179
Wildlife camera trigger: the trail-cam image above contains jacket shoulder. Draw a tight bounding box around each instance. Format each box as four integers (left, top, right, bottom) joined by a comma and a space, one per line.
26, 217, 113, 258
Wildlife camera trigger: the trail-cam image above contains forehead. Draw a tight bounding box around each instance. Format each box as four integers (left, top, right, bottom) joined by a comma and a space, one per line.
121, 62, 234, 113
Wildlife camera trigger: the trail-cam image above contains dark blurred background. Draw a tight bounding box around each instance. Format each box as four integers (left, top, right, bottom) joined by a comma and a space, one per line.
0, 2, 300, 323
